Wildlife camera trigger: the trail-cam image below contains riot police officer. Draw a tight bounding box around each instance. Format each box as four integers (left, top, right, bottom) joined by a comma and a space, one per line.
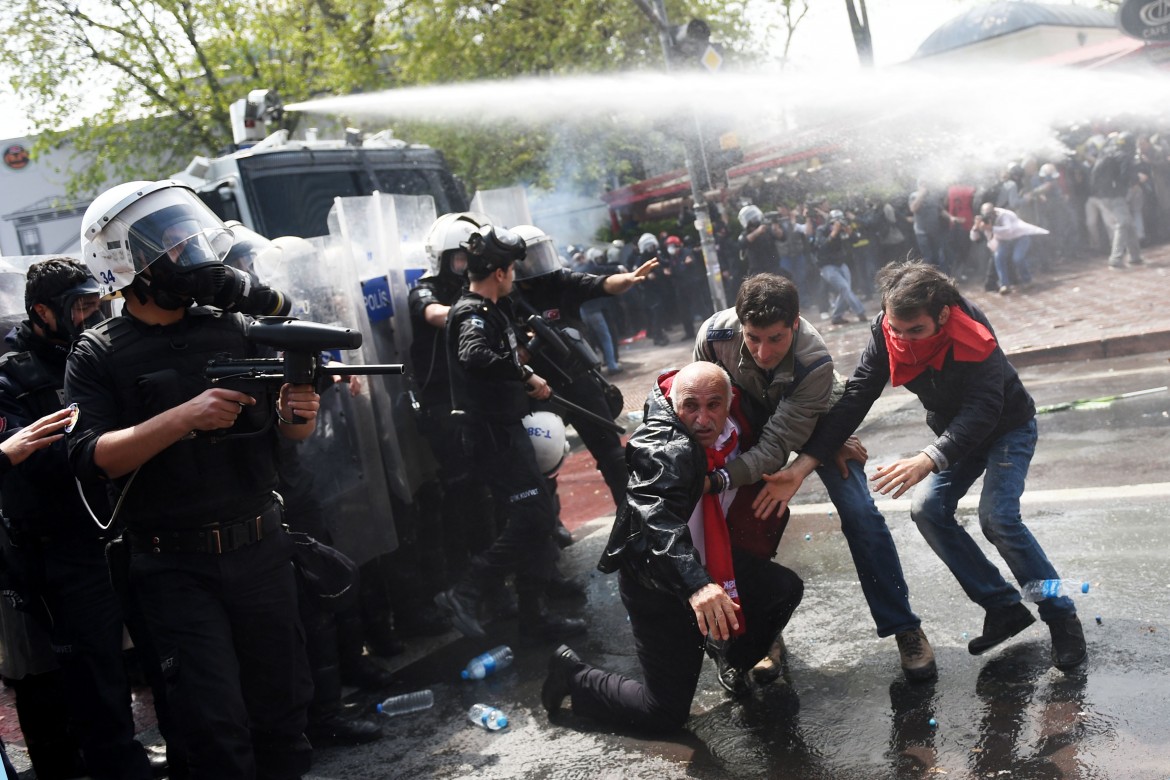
0, 257, 173, 779
66, 180, 317, 780
508, 224, 655, 507
408, 212, 500, 571
433, 226, 586, 641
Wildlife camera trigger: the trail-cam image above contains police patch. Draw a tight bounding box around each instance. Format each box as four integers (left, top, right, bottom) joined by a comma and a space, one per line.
707, 327, 735, 341
65, 402, 80, 433
469, 316, 486, 330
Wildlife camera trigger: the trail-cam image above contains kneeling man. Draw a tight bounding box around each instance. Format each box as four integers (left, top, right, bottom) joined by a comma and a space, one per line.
541, 361, 803, 732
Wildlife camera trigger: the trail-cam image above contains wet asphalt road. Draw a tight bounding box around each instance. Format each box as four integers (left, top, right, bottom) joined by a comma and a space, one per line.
309, 351, 1170, 780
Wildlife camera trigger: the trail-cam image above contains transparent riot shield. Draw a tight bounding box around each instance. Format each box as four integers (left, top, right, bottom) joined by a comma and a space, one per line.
252, 234, 398, 563
0, 260, 28, 337
329, 195, 437, 502
469, 186, 533, 228
374, 192, 436, 362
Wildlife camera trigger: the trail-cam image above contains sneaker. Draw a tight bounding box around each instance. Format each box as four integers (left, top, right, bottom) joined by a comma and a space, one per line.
540, 644, 582, 717
1128, 257, 1144, 267
830, 316, 847, 325
606, 364, 624, 376
968, 602, 1036, 655
998, 285, 1012, 295
856, 312, 869, 323
1048, 616, 1088, 672
434, 588, 486, 639
895, 628, 938, 682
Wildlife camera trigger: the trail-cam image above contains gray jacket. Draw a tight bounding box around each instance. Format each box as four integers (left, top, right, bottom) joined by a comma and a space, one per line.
693, 309, 835, 487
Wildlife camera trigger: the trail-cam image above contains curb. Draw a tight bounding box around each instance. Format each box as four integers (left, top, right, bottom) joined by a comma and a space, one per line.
1008, 330, 1170, 368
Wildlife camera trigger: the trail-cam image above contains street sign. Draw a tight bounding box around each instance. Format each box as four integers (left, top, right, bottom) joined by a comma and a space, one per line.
1119, 0, 1170, 41
701, 45, 723, 72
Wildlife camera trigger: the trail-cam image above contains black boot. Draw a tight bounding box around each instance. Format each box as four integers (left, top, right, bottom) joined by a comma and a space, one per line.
968, 602, 1036, 655
546, 572, 587, 602
1048, 615, 1088, 672
339, 654, 397, 690
541, 644, 583, 717
518, 588, 586, 641
435, 578, 486, 639
306, 704, 383, 747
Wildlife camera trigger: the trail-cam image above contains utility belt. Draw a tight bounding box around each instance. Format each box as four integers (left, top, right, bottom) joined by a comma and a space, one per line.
127, 501, 283, 555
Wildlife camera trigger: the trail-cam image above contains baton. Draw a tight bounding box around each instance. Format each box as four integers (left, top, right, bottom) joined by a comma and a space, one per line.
547, 391, 626, 435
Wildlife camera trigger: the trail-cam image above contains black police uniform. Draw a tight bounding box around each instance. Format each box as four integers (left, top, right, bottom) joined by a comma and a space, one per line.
65, 307, 313, 780
510, 270, 627, 504
0, 323, 158, 780
407, 273, 496, 568
445, 290, 559, 605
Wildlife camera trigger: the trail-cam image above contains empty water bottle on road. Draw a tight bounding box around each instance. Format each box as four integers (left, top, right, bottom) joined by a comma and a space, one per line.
1021, 579, 1090, 602
376, 689, 434, 717
467, 703, 508, 731
461, 645, 514, 680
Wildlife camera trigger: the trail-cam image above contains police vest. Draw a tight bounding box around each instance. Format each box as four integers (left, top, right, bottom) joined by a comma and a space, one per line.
0, 349, 63, 420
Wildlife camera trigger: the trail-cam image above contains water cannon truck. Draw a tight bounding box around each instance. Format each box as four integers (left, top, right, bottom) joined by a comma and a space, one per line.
171, 89, 468, 239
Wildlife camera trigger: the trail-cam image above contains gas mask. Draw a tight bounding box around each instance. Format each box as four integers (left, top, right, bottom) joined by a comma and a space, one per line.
38, 279, 106, 344
131, 230, 229, 310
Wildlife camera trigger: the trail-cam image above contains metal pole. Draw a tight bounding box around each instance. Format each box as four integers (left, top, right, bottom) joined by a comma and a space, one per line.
649, 1, 728, 312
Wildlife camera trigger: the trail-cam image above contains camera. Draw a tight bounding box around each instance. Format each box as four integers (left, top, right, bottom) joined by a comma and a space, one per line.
763, 211, 780, 224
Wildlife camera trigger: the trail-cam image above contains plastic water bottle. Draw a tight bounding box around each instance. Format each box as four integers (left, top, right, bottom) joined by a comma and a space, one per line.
376, 689, 434, 717
1021, 579, 1090, 602
461, 645, 514, 680
467, 703, 508, 731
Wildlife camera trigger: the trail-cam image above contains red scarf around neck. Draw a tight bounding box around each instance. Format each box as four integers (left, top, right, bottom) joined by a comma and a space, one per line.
703, 428, 745, 637
883, 305, 997, 387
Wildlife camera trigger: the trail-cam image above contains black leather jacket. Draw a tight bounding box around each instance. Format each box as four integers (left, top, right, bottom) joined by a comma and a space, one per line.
597, 372, 711, 601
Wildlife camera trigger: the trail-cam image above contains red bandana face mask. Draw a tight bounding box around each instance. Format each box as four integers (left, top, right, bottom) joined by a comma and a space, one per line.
883, 305, 997, 387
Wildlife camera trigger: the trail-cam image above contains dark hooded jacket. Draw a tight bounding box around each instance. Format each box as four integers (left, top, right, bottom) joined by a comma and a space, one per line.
596, 372, 711, 601
802, 297, 1034, 469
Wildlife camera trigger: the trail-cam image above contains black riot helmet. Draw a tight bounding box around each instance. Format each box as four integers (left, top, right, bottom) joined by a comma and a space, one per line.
463, 227, 526, 280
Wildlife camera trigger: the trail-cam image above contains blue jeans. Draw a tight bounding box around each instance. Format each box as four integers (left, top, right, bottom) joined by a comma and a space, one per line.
819, 460, 920, 637
819, 263, 865, 321
581, 301, 619, 371
909, 419, 1075, 623
994, 236, 1032, 286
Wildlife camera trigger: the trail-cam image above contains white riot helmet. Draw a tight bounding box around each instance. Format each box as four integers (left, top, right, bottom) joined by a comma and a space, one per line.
522, 410, 569, 477
738, 204, 763, 227
81, 180, 232, 305
510, 224, 562, 280
584, 247, 605, 264
422, 211, 493, 277
637, 233, 659, 255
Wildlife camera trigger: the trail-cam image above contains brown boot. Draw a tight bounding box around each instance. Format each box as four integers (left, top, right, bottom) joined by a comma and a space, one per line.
895, 627, 938, 682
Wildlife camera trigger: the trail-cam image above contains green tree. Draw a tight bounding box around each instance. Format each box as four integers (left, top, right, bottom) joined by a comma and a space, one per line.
0, 0, 389, 196
1, 0, 759, 196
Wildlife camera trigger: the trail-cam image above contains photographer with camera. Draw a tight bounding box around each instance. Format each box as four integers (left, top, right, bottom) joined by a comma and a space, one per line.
737, 205, 787, 280
65, 180, 318, 780
814, 210, 867, 325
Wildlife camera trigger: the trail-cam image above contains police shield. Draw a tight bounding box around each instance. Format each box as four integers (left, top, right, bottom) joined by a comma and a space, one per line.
252, 234, 399, 563
0, 260, 27, 337
469, 185, 533, 229
329, 195, 438, 501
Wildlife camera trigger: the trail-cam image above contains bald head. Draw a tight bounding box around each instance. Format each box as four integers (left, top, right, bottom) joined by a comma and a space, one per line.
669, 362, 733, 448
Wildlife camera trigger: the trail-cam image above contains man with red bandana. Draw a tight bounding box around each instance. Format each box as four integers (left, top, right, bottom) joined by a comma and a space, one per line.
761, 261, 1087, 674
538, 361, 803, 732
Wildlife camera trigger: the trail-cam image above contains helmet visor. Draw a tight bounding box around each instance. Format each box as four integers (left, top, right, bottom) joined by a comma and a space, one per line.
115, 190, 232, 273
513, 237, 561, 280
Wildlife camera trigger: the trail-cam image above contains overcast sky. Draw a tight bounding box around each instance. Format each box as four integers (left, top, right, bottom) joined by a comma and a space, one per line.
0, 0, 976, 141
